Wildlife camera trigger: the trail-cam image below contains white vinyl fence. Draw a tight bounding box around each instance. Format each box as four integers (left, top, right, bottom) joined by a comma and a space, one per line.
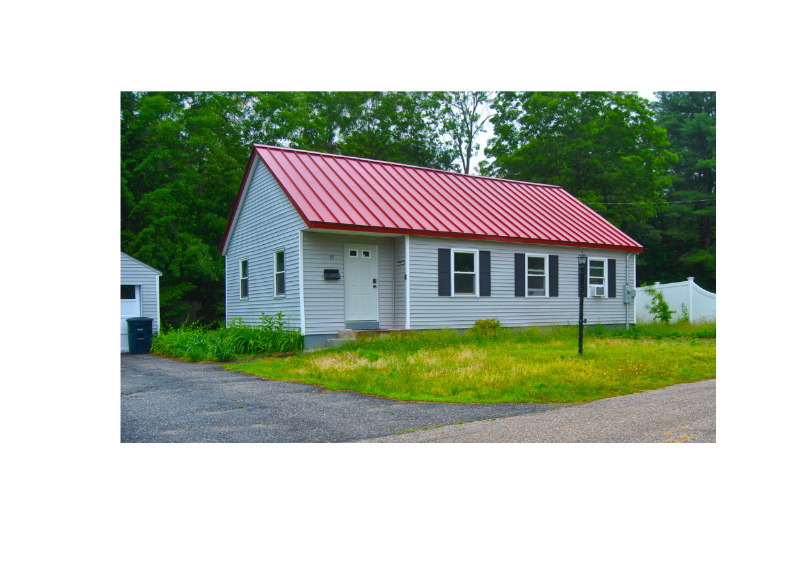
636, 278, 716, 323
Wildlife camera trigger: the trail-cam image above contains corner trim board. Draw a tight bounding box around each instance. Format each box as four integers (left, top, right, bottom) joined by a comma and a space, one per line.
405, 235, 410, 330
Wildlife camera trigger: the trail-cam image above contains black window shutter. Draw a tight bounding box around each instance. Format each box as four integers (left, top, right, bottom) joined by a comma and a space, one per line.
514, 253, 525, 297
607, 259, 617, 298
438, 248, 451, 296
549, 255, 559, 297
479, 250, 491, 296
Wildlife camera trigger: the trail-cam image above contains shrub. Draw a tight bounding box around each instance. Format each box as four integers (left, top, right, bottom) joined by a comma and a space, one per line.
642, 285, 676, 324
469, 318, 503, 337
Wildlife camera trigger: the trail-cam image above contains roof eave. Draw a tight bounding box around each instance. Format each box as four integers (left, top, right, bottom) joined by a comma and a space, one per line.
304, 222, 643, 253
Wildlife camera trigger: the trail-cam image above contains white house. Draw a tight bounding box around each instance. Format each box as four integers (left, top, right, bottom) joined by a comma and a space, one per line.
120, 251, 161, 352
219, 145, 643, 349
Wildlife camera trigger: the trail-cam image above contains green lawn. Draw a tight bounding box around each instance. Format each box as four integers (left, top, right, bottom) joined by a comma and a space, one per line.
228, 322, 716, 404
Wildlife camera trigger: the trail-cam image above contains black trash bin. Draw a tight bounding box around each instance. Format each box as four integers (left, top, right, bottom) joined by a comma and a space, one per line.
126, 317, 154, 354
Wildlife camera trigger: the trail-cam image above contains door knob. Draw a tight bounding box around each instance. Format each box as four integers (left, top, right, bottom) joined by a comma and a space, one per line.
373, 279, 377, 283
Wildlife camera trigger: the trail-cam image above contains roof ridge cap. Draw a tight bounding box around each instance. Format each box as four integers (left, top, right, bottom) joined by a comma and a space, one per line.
253, 144, 563, 189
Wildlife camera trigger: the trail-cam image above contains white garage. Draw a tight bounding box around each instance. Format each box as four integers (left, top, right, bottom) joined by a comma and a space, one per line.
121, 252, 161, 352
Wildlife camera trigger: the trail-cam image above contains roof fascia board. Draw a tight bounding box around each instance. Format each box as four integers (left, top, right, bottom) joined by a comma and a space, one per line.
304, 223, 643, 253
220, 149, 258, 255
219, 147, 313, 257
121, 252, 162, 275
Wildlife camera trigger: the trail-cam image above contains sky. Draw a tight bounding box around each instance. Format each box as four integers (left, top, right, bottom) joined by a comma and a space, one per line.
469, 91, 658, 175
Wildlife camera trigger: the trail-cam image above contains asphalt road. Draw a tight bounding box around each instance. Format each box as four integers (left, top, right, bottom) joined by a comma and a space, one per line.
121, 354, 561, 443
358, 379, 716, 443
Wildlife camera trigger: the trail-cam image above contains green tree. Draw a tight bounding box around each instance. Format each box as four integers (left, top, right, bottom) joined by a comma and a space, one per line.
121, 92, 251, 322
433, 91, 493, 174
640, 92, 716, 291
481, 91, 677, 231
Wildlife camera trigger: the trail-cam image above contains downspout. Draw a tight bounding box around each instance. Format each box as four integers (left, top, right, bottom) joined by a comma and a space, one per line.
298, 230, 306, 335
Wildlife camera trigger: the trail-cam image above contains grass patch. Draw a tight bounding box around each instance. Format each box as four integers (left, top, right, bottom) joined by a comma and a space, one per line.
229, 321, 715, 404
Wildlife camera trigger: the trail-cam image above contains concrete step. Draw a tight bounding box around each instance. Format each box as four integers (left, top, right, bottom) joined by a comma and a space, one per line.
337, 330, 359, 339
325, 338, 354, 348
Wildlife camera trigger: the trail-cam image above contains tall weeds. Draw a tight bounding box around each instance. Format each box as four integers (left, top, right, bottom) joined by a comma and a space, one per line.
151, 312, 303, 362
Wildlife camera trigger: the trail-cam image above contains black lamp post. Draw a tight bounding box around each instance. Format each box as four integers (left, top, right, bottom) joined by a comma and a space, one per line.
577, 252, 588, 355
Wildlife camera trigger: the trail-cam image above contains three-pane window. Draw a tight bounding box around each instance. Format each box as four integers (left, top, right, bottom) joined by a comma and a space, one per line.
274, 250, 285, 296
452, 250, 477, 295
526, 254, 547, 297
240, 259, 249, 299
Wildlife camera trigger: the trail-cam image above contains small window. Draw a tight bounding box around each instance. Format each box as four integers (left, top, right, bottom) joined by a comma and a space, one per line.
452, 250, 477, 295
362, 250, 370, 258
526, 254, 548, 297
588, 258, 607, 297
240, 259, 249, 299
349, 250, 357, 257
121, 285, 136, 300
274, 250, 285, 296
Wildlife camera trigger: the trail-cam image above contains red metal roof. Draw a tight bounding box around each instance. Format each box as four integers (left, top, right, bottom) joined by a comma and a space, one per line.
220, 145, 643, 253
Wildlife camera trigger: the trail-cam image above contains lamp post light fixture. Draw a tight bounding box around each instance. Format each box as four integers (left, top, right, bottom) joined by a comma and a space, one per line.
577, 251, 588, 355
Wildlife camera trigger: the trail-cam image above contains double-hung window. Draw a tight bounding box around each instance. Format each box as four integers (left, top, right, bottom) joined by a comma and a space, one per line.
526, 254, 548, 297
274, 250, 285, 297
588, 258, 607, 297
452, 249, 478, 296
240, 259, 249, 299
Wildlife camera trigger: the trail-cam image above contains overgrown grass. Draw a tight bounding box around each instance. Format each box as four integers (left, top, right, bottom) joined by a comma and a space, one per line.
151, 312, 303, 362
230, 321, 716, 404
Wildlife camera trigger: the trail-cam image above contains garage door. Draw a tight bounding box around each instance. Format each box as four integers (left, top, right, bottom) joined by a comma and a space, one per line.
121, 285, 140, 352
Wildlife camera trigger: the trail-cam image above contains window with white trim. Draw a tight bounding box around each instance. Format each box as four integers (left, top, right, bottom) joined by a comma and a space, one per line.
452, 249, 478, 296
526, 254, 548, 297
588, 258, 607, 297
240, 259, 249, 299
274, 250, 285, 296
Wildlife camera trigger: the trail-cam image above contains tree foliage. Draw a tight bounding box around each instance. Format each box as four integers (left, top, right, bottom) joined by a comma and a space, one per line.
433, 91, 493, 173
481, 91, 678, 231
638, 92, 716, 291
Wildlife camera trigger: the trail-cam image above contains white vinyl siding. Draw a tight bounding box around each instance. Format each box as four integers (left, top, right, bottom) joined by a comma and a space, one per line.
120, 252, 161, 350
302, 232, 396, 335
120, 253, 160, 332
224, 161, 304, 328
408, 236, 630, 329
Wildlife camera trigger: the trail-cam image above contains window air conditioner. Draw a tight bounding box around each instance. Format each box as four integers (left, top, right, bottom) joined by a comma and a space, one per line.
590, 285, 605, 297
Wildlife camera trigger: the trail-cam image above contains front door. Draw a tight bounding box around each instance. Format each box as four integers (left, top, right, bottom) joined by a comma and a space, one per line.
121, 284, 141, 352
344, 244, 378, 322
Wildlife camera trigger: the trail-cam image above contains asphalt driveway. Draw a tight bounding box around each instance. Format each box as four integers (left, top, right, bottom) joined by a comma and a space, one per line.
121, 354, 562, 442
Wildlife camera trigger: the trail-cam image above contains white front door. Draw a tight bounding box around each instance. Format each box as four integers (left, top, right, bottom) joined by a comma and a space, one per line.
344, 244, 378, 322
121, 285, 141, 352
